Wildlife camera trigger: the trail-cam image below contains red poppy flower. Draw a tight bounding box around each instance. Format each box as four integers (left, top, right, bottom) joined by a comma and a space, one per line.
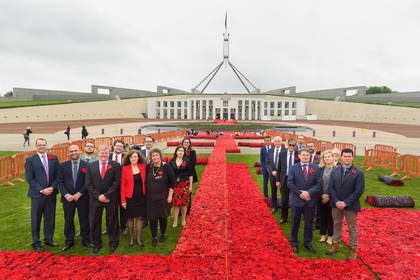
309, 168, 314, 174
352, 169, 356, 174
158, 170, 163, 175
294, 157, 298, 161
187, 152, 190, 156
81, 168, 86, 173
314, 156, 318, 160
106, 165, 112, 170
181, 162, 186, 167
150, 163, 153, 168
48, 155, 54, 160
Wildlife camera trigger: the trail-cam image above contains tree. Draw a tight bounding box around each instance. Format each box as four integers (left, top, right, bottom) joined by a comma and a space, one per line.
366, 86, 398, 94
4, 91, 13, 97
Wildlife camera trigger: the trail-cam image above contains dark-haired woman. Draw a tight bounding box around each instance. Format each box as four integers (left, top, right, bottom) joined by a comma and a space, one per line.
170, 146, 193, 228
146, 148, 175, 247
182, 138, 198, 216
121, 150, 147, 247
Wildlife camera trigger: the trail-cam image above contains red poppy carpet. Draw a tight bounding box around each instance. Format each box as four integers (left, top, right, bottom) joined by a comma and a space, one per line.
1, 135, 419, 279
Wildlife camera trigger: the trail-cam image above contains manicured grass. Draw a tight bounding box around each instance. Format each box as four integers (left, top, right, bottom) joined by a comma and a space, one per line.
0, 151, 23, 157
0, 157, 208, 256
226, 153, 419, 262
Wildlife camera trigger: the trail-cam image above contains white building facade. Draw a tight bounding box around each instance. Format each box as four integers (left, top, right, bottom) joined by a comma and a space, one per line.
147, 95, 305, 120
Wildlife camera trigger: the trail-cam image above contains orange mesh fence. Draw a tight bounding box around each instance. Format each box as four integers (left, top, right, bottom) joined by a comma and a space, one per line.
374, 144, 397, 152
0, 156, 14, 186
400, 154, 420, 180
366, 149, 401, 176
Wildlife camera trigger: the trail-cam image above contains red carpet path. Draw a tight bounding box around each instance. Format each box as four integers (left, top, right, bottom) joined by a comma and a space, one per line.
1, 135, 418, 279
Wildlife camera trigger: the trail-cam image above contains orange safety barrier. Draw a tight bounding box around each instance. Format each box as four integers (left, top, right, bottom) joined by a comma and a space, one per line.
332, 142, 357, 156
133, 135, 145, 144
317, 141, 333, 151
365, 149, 401, 176
70, 140, 83, 151
11, 151, 36, 182
81, 138, 96, 149
400, 154, 420, 180
51, 142, 70, 149
95, 137, 113, 147
0, 156, 14, 186
360, 146, 369, 168
374, 144, 397, 152
112, 136, 134, 145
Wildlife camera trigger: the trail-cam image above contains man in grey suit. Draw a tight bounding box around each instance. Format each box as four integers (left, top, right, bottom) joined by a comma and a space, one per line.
86, 145, 121, 254
80, 141, 99, 163
140, 135, 155, 228
25, 138, 60, 252
307, 141, 321, 165
287, 147, 322, 254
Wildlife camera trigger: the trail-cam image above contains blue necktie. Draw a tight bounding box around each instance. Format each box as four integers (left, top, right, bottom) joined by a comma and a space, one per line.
73, 162, 78, 189
274, 149, 279, 168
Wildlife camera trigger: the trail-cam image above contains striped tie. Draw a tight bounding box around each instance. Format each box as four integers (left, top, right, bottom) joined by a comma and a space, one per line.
302, 164, 308, 181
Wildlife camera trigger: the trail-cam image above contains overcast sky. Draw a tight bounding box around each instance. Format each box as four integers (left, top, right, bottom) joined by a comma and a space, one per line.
1, 0, 419, 96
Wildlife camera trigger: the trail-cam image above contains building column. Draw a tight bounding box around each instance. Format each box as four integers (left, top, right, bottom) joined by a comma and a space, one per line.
241, 100, 245, 121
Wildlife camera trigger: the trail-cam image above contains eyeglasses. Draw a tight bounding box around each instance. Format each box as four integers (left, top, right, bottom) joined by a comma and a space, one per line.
288, 144, 296, 147
85, 145, 95, 148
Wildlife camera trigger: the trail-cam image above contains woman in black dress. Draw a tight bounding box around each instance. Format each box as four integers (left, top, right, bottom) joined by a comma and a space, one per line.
121, 150, 147, 247
182, 137, 198, 215
146, 148, 175, 247
170, 146, 193, 228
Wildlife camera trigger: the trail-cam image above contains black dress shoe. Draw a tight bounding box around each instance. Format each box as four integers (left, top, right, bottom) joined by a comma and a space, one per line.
305, 246, 317, 254
61, 244, 73, 251
101, 229, 108, 235
83, 243, 94, 248
110, 247, 117, 253
278, 219, 287, 224
292, 246, 298, 253
44, 241, 59, 247
271, 207, 278, 213
93, 248, 100, 254
34, 246, 44, 253
160, 234, 166, 243
121, 228, 127, 236
152, 238, 157, 247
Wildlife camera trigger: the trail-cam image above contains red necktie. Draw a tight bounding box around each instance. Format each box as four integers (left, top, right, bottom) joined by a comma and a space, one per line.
302, 164, 308, 181
115, 154, 118, 163
101, 162, 106, 179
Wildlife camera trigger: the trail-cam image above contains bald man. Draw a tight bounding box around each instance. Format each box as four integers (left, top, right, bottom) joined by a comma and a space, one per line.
57, 145, 93, 251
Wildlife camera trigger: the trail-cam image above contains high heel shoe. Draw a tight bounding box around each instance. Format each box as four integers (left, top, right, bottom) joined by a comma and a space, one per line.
136, 239, 144, 247
129, 240, 134, 247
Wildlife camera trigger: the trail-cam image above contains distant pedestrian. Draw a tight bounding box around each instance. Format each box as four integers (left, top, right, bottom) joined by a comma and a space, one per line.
65, 125, 71, 141
81, 126, 88, 140
23, 126, 32, 147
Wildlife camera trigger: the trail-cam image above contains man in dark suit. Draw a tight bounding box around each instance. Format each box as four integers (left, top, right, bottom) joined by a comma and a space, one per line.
326, 148, 365, 260
25, 138, 60, 252
57, 145, 93, 251
106, 139, 127, 236
276, 138, 300, 224
307, 141, 321, 165
332, 148, 342, 167
86, 145, 121, 254
297, 135, 305, 151
260, 135, 272, 198
265, 136, 287, 213
287, 147, 322, 254
140, 135, 155, 228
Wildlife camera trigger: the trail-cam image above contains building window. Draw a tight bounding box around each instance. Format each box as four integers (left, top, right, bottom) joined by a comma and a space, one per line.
270, 102, 274, 108
184, 101, 187, 107
156, 101, 160, 107
163, 101, 167, 107
170, 102, 174, 107
285, 102, 289, 108
278, 102, 282, 108
292, 102, 296, 108
178, 101, 181, 107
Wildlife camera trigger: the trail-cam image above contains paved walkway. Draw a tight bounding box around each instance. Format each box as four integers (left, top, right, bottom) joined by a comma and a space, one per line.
0, 119, 418, 156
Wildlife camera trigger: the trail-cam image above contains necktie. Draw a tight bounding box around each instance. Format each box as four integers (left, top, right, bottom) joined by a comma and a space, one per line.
288, 152, 293, 175
311, 155, 313, 163
302, 164, 308, 181
274, 149, 279, 168
86, 158, 90, 163
101, 162, 106, 179
115, 154, 118, 163
73, 162, 78, 189
42, 155, 49, 186
266, 146, 268, 153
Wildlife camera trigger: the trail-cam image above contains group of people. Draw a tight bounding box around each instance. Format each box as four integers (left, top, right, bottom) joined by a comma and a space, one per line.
261, 135, 365, 260
25, 136, 197, 254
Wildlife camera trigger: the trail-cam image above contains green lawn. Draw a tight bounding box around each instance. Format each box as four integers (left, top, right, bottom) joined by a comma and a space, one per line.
0, 151, 23, 157
1, 153, 417, 263
226, 154, 419, 264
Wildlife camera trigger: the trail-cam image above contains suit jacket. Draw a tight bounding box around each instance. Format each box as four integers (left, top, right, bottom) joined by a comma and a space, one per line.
120, 163, 146, 204
85, 160, 121, 206
57, 159, 89, 203
25, 153, 60, 198
310, 153, 321, 165
287, 163, 322, 208
265, 146, 287, 174
260, 145, 271, 173
109, 152, 125, 164
80, 154, 99, 163
276, 149, 300, 187
328, 165, 365, 212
